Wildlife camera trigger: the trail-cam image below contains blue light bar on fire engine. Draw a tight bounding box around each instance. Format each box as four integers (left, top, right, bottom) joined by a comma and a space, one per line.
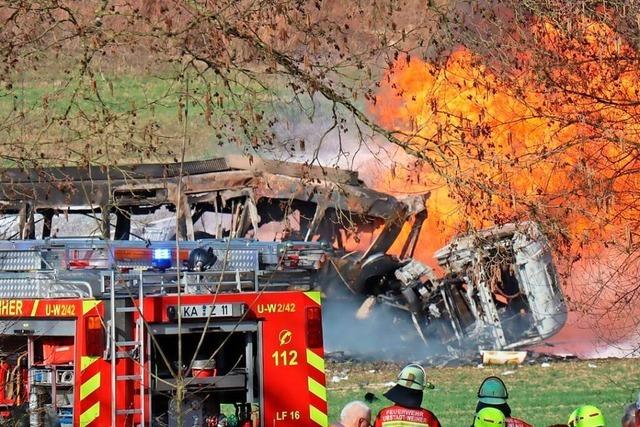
152, 248, 172, 270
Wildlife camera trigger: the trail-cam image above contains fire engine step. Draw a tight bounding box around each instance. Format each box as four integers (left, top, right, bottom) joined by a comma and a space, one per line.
115, 351, 132, 358
117, 374, 142, 381
115, 306, 140, 313
116, 340, 142, 346
116, 409, 143, 415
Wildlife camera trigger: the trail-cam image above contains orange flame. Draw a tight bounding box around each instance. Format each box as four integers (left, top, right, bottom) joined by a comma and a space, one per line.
369, 17, 640, 351
372, 18, 640, 268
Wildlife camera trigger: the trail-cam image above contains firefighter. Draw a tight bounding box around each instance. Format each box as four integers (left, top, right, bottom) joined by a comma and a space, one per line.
567, 405, 605, 427
622, 403, 636, 427
374, 364, 440, 427
474, 407, 506, 427
332, 401, 372, 427
636, 392, 640, 427
475, 376, 532, 427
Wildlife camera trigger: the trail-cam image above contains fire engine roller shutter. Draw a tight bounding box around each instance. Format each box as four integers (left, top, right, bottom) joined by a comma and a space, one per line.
79, 300, 103, 427
304, 291, 328, 427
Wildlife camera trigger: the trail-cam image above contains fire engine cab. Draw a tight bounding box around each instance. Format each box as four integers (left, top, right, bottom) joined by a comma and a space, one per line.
0, 238, 329, 427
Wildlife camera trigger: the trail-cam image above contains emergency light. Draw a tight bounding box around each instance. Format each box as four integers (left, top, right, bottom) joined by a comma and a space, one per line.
114, 247, 190, 263
85, 315, 104, 357
152, 248, 172, 270
306, 306, 323, 348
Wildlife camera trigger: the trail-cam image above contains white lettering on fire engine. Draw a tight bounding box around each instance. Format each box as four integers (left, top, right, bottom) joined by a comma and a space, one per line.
271, 350, 298, 366
44, 304, 76, 317
276, 411, 300, 421
0, 300, 23, 316
256, 303, 296, 314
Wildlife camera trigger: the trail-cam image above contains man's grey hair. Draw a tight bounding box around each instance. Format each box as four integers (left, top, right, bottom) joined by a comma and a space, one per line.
622, 403, 637, 427
340, 401, 371, 423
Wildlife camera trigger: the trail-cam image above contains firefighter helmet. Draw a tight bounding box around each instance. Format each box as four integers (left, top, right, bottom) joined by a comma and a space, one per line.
187, 247, 217, 271
474, 407, 506, 427
478, 376, 509, 405
569, 405, 605, 427
395, 364, 427, 390
382, 364, 427, 409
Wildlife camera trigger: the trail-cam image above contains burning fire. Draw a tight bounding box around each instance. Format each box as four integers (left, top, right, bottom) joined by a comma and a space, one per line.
371, 17, 640, 353
373, 18, 640, 262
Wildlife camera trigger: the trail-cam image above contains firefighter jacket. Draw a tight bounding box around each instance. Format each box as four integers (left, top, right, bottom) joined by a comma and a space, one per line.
506, 417, 532, 427
374, 405, 441, 427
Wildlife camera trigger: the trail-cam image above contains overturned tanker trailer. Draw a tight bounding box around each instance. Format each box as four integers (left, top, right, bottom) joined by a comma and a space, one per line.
0, 156, 566, 358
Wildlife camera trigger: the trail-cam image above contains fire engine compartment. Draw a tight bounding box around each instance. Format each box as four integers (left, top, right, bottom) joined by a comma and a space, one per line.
0, 320, 77, 426
149, 324, 258, 426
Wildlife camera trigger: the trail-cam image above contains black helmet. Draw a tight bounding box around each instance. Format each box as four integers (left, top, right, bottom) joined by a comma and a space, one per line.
187, 247, 217, 271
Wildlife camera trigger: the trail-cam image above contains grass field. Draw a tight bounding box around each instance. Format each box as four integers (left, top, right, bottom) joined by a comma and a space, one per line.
327, 358, 639, 426
0, 57, 314, 165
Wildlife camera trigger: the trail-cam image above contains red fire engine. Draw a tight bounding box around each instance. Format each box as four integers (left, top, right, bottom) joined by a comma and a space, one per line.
0, 239, 329, 426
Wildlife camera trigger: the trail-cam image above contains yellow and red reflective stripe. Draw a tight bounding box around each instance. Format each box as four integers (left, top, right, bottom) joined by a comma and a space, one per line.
79, 402, 100, 427
380, 422, 432, 427
304, 290, 322, 306
303, 291, 327, 426
80, 372, 100, 400
306, 348, 325, 374
310, 404, 329, 427
308, 376, 327, 401
82, 300, 100, 315
78, 355, 101, 425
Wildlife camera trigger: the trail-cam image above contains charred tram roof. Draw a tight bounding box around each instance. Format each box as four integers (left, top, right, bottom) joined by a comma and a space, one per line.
0, 156, 422, 220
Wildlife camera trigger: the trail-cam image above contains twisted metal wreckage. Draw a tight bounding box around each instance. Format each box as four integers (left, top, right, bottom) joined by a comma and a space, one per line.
0, 156, 567, 356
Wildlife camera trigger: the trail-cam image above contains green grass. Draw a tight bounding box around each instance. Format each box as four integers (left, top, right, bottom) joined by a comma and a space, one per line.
327, 359, 639, 426
0, 57, 295, 164
0, 51, 360, 167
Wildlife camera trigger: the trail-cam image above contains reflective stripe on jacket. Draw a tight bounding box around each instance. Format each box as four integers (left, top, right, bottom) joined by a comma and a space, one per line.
374, 405, 441, 427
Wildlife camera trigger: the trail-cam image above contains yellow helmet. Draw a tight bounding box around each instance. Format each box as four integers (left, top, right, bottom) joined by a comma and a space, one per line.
382, 364, 427, 409
569, 405, 605, 427
568, 409, 578, 426
474, 407, 505, 427
395, 364, 427, 391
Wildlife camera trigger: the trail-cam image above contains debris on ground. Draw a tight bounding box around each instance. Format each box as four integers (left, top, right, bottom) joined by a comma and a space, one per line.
482, 350, 527, 365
